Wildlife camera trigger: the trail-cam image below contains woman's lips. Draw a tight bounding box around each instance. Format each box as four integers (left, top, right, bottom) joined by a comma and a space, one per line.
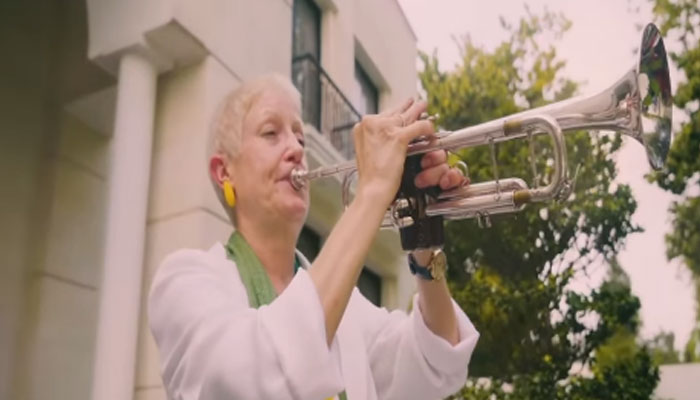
278, 177, 304, 193
279, 169, 305, 192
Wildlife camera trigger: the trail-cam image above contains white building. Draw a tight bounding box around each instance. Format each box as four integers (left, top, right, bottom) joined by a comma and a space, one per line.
655, 363, 700, 400
0, 0, 419, 398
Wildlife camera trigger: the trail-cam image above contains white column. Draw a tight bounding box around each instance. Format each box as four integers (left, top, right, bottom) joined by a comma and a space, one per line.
91, 51, 157, 400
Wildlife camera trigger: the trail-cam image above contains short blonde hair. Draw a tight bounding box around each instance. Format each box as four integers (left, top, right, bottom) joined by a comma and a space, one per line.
208, 74, 302, 223
208, 73, 301, 161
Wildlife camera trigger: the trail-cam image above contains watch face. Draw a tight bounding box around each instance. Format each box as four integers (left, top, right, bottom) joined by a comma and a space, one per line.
429, 250, 447, 280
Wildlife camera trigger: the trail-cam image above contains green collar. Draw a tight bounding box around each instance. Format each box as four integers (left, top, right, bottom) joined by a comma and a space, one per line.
224, 231, 302, 308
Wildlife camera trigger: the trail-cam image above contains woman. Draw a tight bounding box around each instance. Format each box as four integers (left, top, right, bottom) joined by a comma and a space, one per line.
148, 74, 479, 399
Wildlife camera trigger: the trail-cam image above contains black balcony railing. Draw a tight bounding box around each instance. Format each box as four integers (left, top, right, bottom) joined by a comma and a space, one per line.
292, 54, 361, 159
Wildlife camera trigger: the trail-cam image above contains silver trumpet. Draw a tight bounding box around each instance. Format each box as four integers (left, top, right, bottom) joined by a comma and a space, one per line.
291, 23, 673, 228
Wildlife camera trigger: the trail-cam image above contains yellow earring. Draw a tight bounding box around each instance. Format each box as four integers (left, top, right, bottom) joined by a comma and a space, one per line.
223, 181, 236, 208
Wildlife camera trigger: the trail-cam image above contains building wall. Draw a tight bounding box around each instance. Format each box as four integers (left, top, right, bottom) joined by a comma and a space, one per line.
1, 74, 109, 400
655, 363, 700, 400
317, 0, 417, 113
0, 1, 55, 395
23, 112, 109, 400
86, 0, 172, 62
2, 0, 419, 398
173, 0, 293, 80
0, 0, 112, 398
353, 0, 418, 108
0, 19, 46, 399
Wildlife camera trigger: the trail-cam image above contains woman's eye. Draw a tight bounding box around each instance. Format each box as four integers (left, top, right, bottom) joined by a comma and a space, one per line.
297, 137, 306, 147
262, 130, 276, 138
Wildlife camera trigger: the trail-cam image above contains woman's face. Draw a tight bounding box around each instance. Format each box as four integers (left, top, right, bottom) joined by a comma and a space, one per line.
229, 86, 309, 228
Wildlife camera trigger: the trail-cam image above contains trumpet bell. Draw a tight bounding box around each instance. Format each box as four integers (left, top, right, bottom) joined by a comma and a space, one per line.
637, 23, 673, 170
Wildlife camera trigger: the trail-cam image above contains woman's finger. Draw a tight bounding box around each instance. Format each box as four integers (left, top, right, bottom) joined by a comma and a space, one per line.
399, 119, 435, 144
397, 99, 428, 127
382, 97, 415, 117
414, 163, 449, 188
440, 168, 468, 190
421, 150, 447, 169
414, 165, 468, 190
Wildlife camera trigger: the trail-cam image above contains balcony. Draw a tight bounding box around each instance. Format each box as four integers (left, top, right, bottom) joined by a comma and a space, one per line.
292, 54, 360, 160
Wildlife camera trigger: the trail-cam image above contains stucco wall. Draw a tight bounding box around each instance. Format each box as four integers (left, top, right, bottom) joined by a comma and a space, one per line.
655, 363, 700, 400
0, 1, 109, 398
21, 113, 108, 400
1, 1, 421, 398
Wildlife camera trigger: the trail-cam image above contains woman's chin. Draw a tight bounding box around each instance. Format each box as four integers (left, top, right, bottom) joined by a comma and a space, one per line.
269, 183, 309, 223
281, 198, 309, 221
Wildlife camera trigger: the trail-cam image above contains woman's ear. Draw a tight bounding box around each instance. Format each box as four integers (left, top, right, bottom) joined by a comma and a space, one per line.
209, 154, 231, 188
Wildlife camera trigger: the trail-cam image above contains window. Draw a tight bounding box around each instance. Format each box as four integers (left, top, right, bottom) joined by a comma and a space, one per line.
297, 225, 382, 306
353, 61, 379, 115
296, 225, 321, 262
292, 0, 321, 60
357, 268, 382, 306
292, 0, 322, 129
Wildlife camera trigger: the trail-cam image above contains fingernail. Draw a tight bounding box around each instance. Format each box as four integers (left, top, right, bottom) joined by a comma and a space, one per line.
440, 174, 450, 189
413, 175, 423, 188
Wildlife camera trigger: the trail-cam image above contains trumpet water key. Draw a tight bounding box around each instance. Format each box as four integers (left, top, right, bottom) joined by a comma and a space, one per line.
291, 23, 673, 250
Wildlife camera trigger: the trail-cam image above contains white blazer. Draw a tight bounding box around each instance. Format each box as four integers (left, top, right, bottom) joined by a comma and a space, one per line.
148, 243, 479, 400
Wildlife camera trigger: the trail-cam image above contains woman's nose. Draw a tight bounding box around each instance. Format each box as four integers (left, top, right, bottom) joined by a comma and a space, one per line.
284, 132, 305, 164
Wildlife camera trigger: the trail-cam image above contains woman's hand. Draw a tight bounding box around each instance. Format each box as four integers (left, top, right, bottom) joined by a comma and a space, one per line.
352, 98, 436, 208
411, 150, 468, 265
312, 99, 468, 346
414, 150, 468, 190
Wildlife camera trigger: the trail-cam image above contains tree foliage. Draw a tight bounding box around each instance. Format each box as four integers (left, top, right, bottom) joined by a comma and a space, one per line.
646, 0, 700, 362
419, 9, 659, 398
647, 331, 681, 365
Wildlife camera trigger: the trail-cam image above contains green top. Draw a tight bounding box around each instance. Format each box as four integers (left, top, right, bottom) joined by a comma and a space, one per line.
224, 231, 347, 400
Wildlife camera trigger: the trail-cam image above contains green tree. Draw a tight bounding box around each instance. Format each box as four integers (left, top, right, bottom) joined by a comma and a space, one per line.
419, 9, 659, 398
646, 0, 700, 362
647, 331, 681, 365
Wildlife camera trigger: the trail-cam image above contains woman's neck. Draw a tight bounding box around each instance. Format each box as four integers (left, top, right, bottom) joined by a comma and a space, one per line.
235, 216, 299, 293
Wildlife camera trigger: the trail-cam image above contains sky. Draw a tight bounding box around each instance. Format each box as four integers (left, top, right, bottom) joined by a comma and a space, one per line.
397, 0, 696, 350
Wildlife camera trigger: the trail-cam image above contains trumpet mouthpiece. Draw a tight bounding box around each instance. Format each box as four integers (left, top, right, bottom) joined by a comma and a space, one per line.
290, 168, 308, 190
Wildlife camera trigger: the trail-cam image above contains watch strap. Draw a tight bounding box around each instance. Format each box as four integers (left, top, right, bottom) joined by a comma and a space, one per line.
408, 252, 435, 281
